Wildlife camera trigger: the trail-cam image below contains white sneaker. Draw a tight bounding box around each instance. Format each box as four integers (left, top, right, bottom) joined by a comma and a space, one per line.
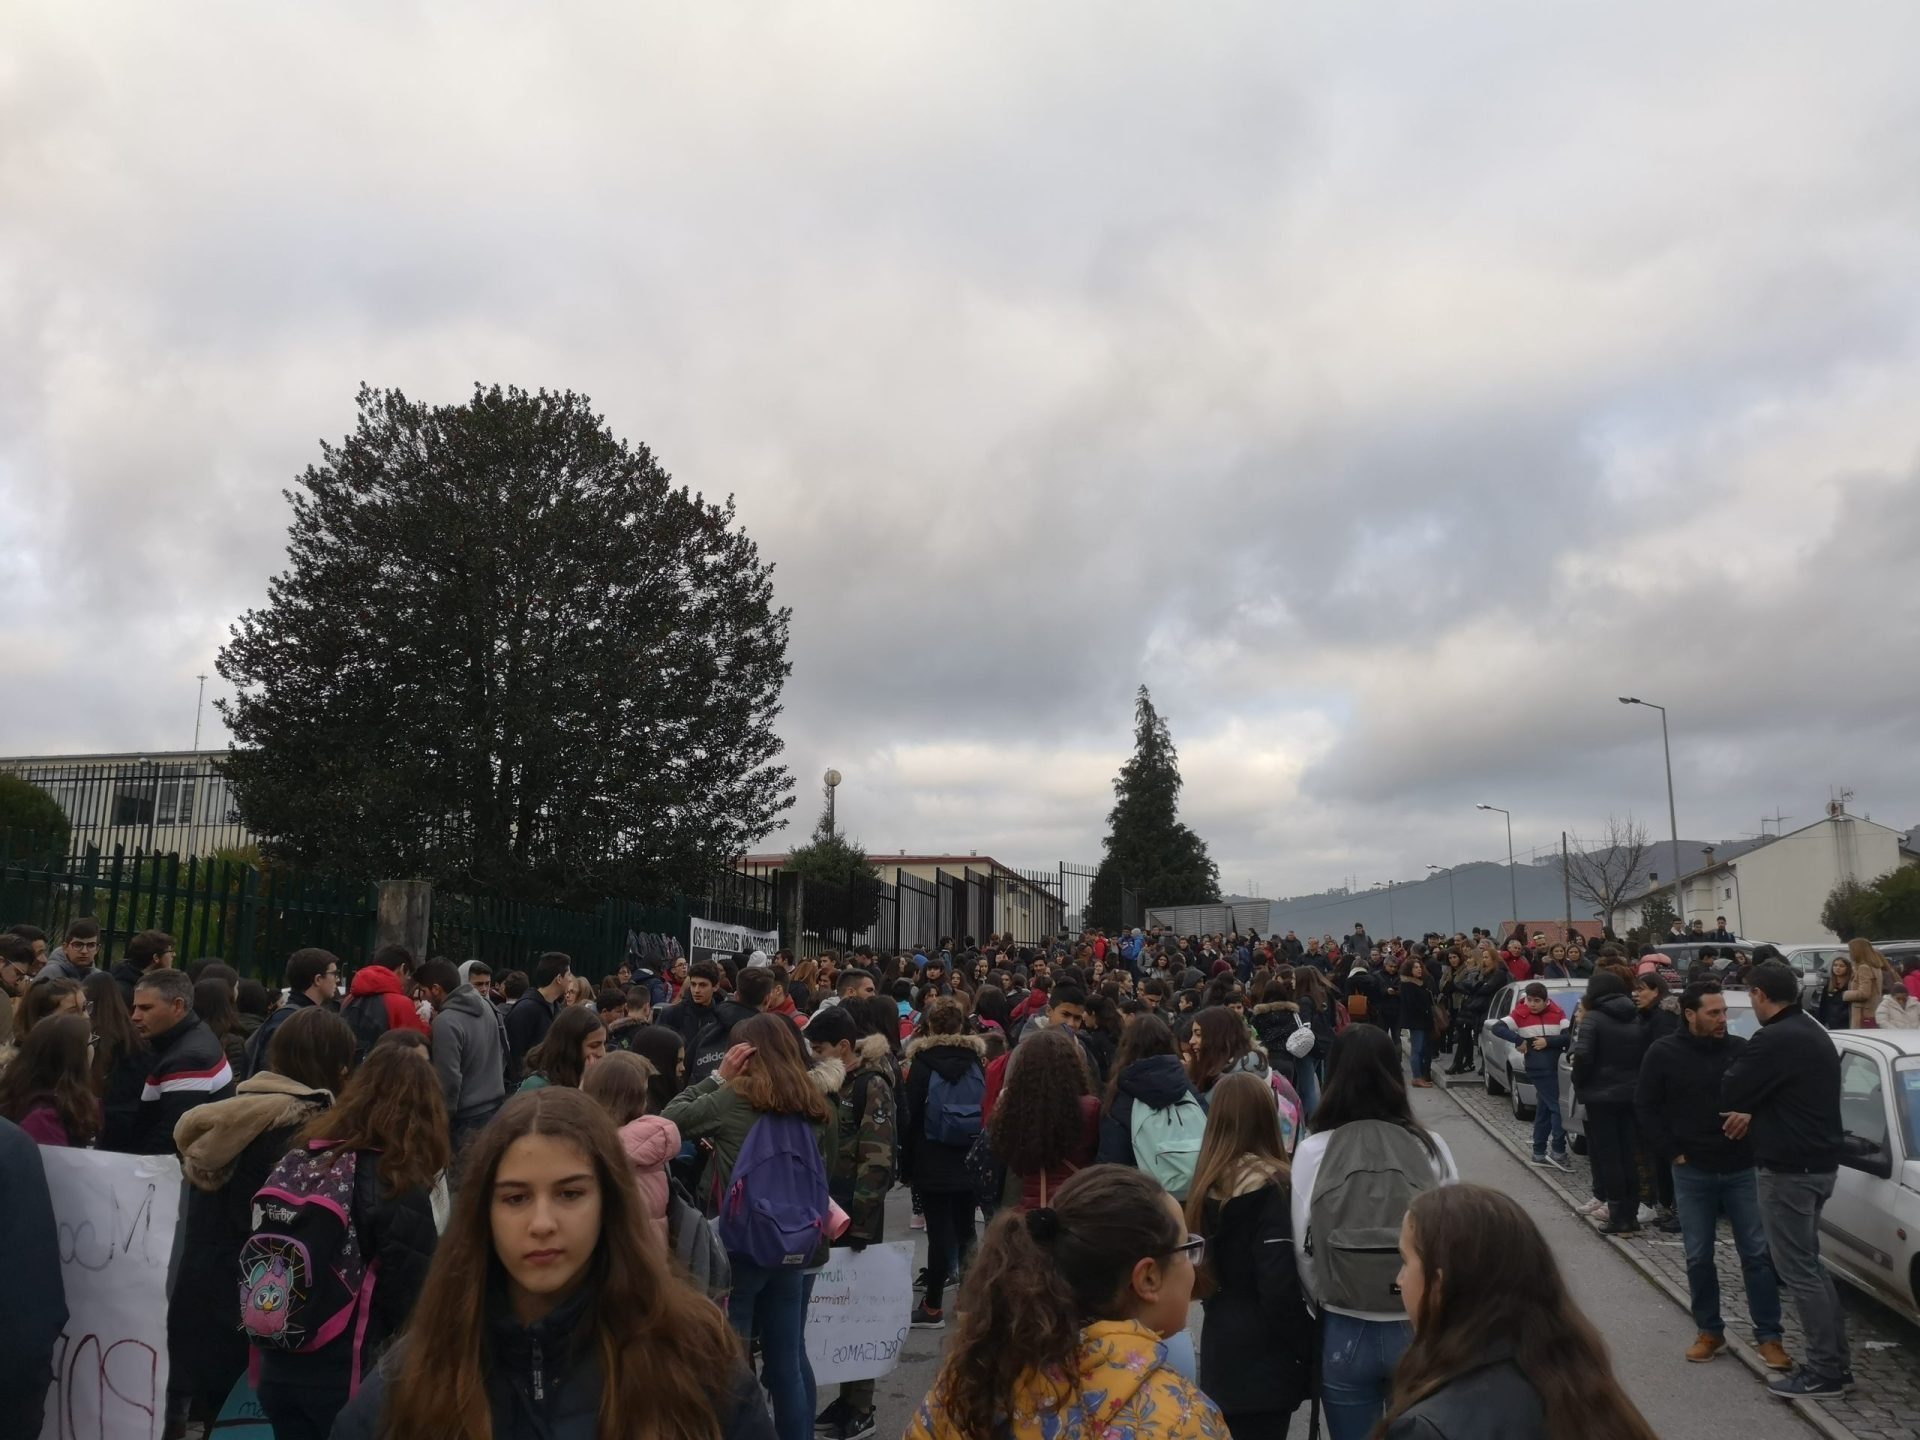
1637, 1204, 1657, 1224
1580, 1198, 1607, 1217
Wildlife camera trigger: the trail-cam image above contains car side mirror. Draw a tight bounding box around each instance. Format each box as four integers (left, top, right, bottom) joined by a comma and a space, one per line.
1839, 1131, 1893, 1180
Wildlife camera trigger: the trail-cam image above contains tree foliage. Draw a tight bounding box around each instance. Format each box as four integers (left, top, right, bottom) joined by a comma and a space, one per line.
0, 775, 71, 857
1087, 687, 1220, 929
1638, 892, 1676, 938
1822, 869, 1920, 941
783, 784, 883, 939
218, 384, 793, 906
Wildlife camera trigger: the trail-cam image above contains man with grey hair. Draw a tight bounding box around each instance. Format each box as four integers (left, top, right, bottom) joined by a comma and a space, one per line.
108, 968, 235, 1154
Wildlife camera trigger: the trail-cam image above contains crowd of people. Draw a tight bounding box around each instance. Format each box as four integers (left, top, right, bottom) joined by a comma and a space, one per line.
3, 908, 1884, 1439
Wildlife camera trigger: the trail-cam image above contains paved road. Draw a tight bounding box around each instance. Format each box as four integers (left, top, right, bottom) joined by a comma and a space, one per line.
860, 1086, 1826, 1439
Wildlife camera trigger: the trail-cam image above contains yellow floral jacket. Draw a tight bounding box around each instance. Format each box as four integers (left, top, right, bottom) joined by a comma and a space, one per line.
906, 1319, 1229, 1440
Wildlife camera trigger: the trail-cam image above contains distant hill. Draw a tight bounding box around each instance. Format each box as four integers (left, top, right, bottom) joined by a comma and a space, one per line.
1260, 839, 1723, 940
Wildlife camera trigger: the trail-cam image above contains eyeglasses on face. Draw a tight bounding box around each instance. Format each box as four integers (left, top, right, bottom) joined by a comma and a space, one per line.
1169, 1234, 1206, 1264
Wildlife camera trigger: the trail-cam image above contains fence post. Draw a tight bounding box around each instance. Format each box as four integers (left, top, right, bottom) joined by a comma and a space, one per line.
779, 872, 804, 955
376, 879, 434, 961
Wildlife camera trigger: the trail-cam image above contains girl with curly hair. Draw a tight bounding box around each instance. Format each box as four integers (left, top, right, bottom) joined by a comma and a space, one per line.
986, 1027, 1098, 1212
906, 1165, 1225, 1440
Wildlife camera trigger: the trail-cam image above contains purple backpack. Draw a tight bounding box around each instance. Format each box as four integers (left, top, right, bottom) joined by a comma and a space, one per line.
240, 1143, 378, 1388
716, 1113, 829, 1268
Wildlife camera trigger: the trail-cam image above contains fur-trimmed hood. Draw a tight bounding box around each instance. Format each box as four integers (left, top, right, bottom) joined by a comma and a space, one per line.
173, 1072, 333, 1192
1251, 1001, 1298, 1017
904, 1031, 988, 1061
808, 1056, 848, 1096
850, 1032, 894, 1073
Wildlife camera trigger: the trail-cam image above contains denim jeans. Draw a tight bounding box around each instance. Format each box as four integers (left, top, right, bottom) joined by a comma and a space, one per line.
1530, 1072, 1566, 1157
1321, 1311, 1413, 1440
1408, 1030, 1432, 1079
1757, 1169, 1851, 1381
1295, 1057, 1322, 1119
729, 1259, 814, 1440
1672, 1164, 1782, 1342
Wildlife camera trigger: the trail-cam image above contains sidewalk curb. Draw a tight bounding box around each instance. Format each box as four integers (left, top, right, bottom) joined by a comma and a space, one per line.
1439, 1080, 1856, 1440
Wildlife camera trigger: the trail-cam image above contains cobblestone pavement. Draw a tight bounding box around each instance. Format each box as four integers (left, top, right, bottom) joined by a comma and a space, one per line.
1443, 1071, 1920, 1440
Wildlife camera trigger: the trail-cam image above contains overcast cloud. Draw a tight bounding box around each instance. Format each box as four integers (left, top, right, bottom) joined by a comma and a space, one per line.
4, 2, 1918, 897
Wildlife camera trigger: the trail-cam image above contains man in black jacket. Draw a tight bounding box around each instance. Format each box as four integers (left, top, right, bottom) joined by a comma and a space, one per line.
1722, 963, 1851, 1399
504, 951, 572, 1081
1635, 982, 1789, 1370
112, 969, 236, 1154
245, 949, 341, 1078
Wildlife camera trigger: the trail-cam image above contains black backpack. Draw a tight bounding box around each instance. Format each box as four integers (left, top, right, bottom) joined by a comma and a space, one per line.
341, 993, 391, 1064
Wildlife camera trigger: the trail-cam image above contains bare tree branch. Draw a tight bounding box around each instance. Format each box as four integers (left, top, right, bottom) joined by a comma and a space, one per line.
1566, 815, 1652, 921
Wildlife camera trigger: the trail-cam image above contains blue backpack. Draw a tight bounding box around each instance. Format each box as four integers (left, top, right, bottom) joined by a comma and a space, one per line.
717, 1113, 830, 1268
924, 1065, 985, 1146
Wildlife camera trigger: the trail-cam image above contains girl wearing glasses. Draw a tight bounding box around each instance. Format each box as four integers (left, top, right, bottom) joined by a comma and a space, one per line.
906, 1165, 1226, 1440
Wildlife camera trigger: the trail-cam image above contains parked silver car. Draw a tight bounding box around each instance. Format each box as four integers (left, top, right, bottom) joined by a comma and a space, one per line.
1478, 980, 1586, 1122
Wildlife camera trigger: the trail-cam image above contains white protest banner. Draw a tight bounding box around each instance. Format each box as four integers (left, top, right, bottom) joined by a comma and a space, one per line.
39, 1149, 183, 1440
804, 1242, 912, 1384
689, 916, 780, 970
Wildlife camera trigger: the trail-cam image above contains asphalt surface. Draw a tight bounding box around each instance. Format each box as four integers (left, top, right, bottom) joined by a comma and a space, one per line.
857, 1085, 1830, 1440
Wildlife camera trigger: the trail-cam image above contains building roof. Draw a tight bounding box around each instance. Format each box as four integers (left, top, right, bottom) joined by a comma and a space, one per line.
741, 852, 1049, 885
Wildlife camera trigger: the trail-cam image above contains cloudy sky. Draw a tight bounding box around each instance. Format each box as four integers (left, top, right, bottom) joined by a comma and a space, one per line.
5, 3, 1918, 898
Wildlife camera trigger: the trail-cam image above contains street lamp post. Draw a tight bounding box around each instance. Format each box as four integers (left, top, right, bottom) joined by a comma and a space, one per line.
823, 768, 842, 837
1427, 864, 1456, 934
1476, 805, 1518, 932
1619, 698, 1684, 932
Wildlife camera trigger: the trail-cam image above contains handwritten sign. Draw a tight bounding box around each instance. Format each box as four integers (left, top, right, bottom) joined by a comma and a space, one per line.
39, 1150, 183, 1440
804, 1242, 912, 1383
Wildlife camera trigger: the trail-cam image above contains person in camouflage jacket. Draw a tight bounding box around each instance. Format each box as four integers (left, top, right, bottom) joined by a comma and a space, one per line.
806, 1005, 898, 1439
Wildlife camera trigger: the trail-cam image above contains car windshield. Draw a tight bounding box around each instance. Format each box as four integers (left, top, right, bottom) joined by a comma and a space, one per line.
1897, 1059, 1920, 1158
1726, 1006, 1760, 1039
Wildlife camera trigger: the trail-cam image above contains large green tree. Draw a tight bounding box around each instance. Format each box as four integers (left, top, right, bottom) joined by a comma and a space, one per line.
1822, 868, 1920, 941
218, 384, 793, 905
783, 783, 883, 939
1087, 686, 1220, 929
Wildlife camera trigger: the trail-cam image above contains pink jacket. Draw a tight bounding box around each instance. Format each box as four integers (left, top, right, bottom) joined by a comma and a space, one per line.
619, 1114, 681, 1248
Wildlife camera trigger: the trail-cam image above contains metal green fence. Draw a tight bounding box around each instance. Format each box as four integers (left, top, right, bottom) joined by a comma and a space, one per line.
0, 830, 378, 980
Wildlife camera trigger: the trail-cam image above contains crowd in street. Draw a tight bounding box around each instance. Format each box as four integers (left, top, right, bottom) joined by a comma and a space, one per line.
2, 908, 1899, 1440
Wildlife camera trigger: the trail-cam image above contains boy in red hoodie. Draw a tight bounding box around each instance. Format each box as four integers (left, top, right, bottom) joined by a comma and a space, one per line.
342, 956, 430, 1061
1491, 982, 1570, 1168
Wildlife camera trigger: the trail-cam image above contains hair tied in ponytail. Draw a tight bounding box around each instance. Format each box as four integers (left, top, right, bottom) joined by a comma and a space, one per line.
1025, 1207, 1062, 1243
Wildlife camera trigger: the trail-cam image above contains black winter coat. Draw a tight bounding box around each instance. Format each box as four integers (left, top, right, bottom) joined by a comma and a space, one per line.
1197, 1174, 1315, 1417
901, 1033, 988, 1194
255, 1151, 438, 1397
1249, 1003, 1306, 1079
332, 1283, 774, 1440
1570, 994, 1649, 1106
1635, 1030, 1752, 1172
106, 1013, 234, 1155
1383, 1354, 1546, 1440
1097, 1054, 1204, 1167
1397, 980, 1435, 1034
167, 1089, 330, 1406
1722, 1002, 1843, 1172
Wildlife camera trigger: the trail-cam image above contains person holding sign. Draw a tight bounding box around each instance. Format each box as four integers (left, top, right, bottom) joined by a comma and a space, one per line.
332, 1088, 773, 1440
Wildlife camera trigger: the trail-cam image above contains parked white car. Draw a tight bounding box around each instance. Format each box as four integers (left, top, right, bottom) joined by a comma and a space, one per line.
1825, 1028, 1920, 1327
1478, 980, 1586, 1122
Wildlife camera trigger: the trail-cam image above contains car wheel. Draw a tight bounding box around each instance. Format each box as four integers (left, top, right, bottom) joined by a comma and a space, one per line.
1512, 1070, 1533, 1120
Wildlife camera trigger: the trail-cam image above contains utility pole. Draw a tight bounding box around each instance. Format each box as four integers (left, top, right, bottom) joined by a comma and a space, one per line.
192, 674, 208, 752
1561, 831, 1573, 929
1619, 699, 1683, 929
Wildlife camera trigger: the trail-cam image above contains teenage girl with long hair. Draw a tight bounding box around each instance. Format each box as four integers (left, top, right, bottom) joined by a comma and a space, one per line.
1382, 1184, 1658, 1439
253, 1041, 451, 1440
0, 1013, 99, 1145
907, 1165, 1226, 1440
663, 1012, 837, 1440
1293, 1026, 1458, 1440
1184, 1073, 1315, 1440
986, 1027, 1099, 1212
332, 1087, 772, 1440
520, 1005, 610, 1090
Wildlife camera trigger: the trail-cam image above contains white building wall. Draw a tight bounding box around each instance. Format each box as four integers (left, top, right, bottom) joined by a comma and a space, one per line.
1729, 818, 1903, 943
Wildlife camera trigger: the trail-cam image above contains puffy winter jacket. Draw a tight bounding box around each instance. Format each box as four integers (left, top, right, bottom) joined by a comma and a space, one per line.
1570, 994, 1649, 1106
902, 1033, 989, 1194
1490, 999, 1568, 1085
1249, 1002, 1306, 1078
104, 1012, 234, 1155
1098, 1053, 1205, 1168
619, 1114, 681, 1249
342, 965, 429, 1054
